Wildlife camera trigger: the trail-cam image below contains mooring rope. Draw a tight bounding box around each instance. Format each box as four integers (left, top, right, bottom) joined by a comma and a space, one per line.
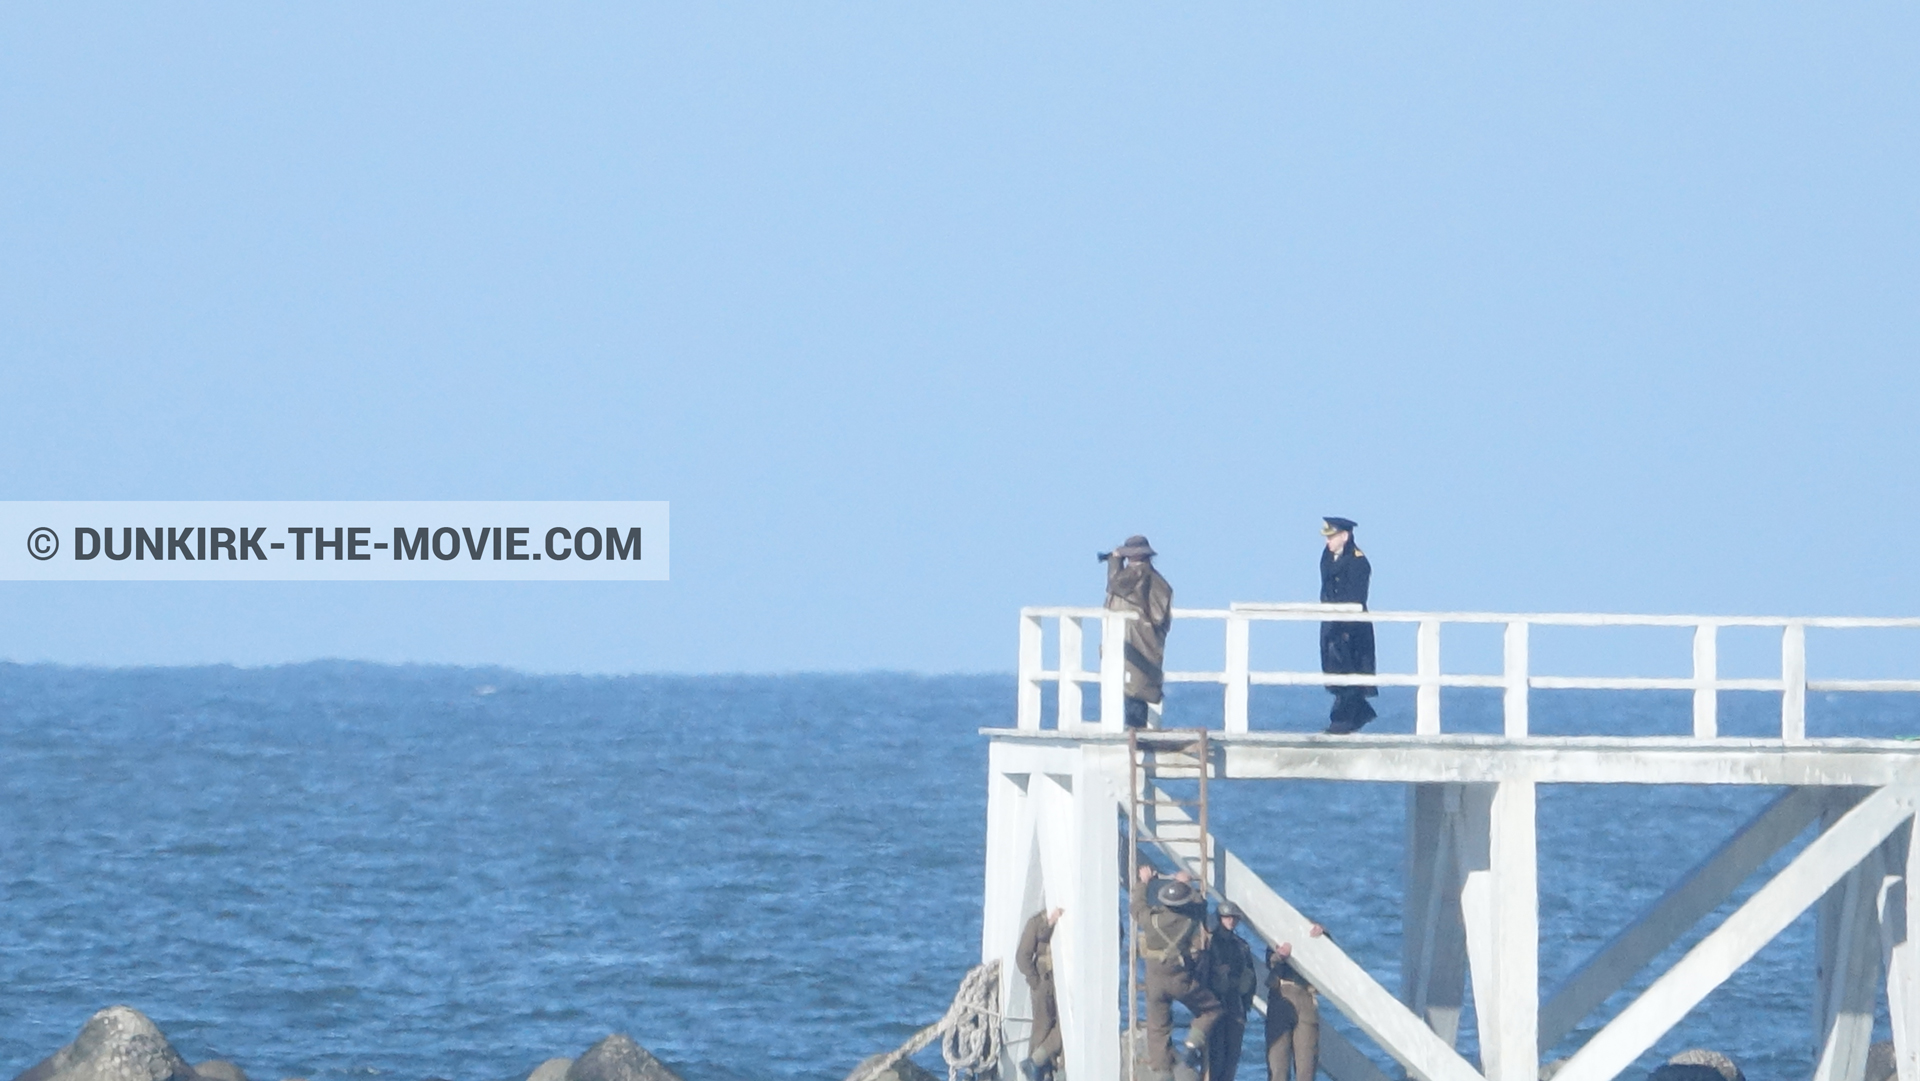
939, 959, 1003, 1081
842, 960, 1002, 1081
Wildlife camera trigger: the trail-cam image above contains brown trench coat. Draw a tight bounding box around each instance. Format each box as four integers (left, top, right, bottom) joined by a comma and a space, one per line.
1105, 558, 1173, 704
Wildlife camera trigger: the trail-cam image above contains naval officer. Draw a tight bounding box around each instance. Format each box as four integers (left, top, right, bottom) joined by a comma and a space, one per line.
1318, 517, 1376, 734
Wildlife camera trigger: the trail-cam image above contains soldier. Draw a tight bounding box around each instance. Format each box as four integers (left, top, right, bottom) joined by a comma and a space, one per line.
1102, 535, 1174, 729
1206, 900, 1258, 1081
1131, 865, 1223, 1079
1265, 940, 1320, 1081
1318, 517, 1376, 734
1016, 906, 1064, 1081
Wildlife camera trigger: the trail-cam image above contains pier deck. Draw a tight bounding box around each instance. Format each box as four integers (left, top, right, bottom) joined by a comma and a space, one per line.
990, 729, 1920, 787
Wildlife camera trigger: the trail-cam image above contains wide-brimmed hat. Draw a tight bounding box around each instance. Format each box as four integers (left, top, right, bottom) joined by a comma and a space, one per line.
1320, 517, 1358, 536
1115, 534, 1156, 558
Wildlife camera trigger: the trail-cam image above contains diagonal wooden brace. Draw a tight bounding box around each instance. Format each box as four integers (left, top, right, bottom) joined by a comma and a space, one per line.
1143, 786, 1485, 1081
1538, 787, 1826, 1050
1552, 785, 1920, 1081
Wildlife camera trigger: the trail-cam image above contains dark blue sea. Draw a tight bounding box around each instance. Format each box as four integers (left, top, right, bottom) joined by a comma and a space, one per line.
0, 666, 1910, 1081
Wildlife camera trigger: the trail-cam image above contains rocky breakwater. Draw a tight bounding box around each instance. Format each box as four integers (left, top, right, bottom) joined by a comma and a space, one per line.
9, 1007, 686, 1081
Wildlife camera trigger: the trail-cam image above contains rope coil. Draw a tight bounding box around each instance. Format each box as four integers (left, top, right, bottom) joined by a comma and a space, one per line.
844, 960, 1002, 1081
939, 959, 1003, 1081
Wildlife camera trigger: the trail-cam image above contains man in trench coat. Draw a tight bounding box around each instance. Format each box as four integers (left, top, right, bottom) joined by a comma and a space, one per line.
1105, 535, 1174, 729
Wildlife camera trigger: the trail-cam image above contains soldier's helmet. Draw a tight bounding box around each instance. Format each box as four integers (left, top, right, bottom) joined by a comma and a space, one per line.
1153, 879, 1199, 908
1217, 901, 1244, 920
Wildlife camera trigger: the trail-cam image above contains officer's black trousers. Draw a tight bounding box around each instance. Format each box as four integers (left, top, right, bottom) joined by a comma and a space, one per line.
1207, 1009, 1247, 1081
1327, 689, 1376, 731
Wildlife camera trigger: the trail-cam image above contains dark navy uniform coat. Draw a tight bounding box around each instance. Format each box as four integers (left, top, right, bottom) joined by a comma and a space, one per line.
1319, 541, 1376, 695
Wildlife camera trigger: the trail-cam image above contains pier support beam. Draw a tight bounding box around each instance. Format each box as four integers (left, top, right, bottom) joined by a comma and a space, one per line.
1459, 781, 1539, 1081
1814, 793, 1886, 1081
982, 757, 1037, 1077
982, 741, 1123, 1081
1884, 820, 1917, 1081
1048, 746, 1123, 1081
1404, 783, 1468, 1047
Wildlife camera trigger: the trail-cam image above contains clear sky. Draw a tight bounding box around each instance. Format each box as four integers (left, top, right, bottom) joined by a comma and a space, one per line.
2, 4, 1916, 674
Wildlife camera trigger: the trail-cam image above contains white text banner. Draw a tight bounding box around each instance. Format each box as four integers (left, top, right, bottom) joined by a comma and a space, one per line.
0, 502, 669, 581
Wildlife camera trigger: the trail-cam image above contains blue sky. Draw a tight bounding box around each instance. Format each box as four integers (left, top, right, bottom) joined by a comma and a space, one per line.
2, 4, 1916, 673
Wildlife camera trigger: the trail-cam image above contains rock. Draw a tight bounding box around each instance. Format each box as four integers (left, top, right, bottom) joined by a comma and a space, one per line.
192, 1064, 247, 1081
848, 1054, 940, 1081
1866, 1042, 1896, 1081
1649, 1050, 1743, 1081
1667, 1049, 1743, 1081
11, 1006, 197, 1081
527, 1060, 573, 1081
564, 1036, 682, 1081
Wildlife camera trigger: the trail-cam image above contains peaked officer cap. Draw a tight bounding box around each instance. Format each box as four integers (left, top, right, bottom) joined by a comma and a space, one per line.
1320, 517, 1358, 536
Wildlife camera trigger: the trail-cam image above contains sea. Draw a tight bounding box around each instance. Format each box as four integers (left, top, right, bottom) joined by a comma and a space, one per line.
0, 664, 1909, 1081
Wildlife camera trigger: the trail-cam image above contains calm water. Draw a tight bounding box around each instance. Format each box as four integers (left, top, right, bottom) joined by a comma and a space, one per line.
0, 665, 1910, 1081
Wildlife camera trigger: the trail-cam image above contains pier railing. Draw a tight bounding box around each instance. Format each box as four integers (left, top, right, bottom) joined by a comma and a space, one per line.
1016, 604, 1920, 740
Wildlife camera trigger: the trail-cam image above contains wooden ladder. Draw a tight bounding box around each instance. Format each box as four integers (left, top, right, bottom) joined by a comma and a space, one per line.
1126, 728, 1214, 1081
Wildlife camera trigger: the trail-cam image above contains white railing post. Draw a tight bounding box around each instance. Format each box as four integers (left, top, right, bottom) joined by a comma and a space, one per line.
1099, 610, 1128, 731
1417, 618, 1442, 735
1224, 613, 1250, 733
1782, 622, 1808, 742
1503, 621, 1530, 737
1059, 616, 1085, 729
1692, 623, 1719, 739
1018, 611, 1044, 730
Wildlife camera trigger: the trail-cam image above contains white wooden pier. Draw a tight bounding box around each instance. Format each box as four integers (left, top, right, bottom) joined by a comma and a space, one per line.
983, 604, 1919, 1081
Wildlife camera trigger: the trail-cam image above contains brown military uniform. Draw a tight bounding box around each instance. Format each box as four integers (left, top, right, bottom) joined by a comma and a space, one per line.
1106, 557, 1174, 707
1264, 957, 1319, 1081
1131, 878, 1223, 1075
1016, 910, 1062, 1076
1205, 925, 1257, 1081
